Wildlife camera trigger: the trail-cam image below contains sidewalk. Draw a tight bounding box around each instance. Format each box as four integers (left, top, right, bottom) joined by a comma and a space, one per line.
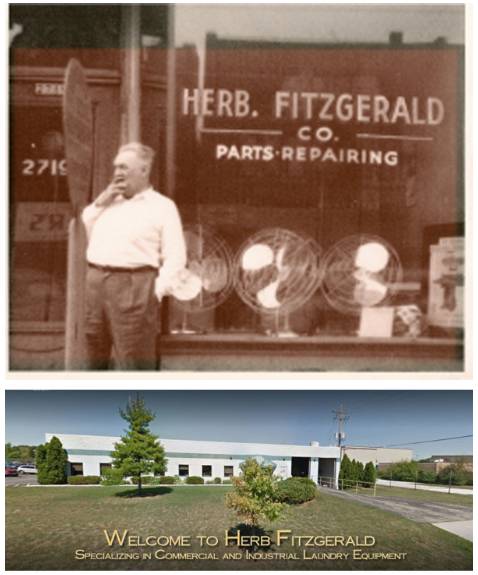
433, 520, 473, 542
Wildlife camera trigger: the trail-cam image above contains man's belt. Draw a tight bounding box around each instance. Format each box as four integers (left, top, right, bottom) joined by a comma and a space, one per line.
88, 262, 158, 273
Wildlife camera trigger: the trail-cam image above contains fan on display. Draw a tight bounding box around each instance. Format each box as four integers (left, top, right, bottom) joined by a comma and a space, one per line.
320, 234, 402, 315
169, 224, 234, 332
234, 228, 322, 336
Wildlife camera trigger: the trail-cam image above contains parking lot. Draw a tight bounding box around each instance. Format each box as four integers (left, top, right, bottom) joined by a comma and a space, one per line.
5, 474, 38, 487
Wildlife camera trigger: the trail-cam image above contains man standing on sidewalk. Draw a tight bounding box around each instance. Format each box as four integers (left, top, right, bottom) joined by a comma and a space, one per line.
82, 142, 186, 370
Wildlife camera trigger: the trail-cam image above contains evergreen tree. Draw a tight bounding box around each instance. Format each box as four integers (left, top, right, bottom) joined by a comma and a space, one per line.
36, 437, 67, 484
36, 444, 48, 484
362, 461, 377, 487
111, 396, 167, 494
338, 454, 351, 489
225, 458, 284, 527
355, 460, 365, 482
45, 436, 68, 483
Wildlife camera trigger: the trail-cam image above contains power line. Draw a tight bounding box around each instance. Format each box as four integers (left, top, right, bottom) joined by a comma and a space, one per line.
386, 434, 472, 447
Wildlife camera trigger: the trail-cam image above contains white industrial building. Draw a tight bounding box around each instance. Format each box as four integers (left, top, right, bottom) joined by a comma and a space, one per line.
45, 433, 341, 486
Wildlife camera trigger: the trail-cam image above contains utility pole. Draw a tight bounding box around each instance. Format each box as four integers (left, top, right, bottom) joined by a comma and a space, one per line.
333, 404, 349, 448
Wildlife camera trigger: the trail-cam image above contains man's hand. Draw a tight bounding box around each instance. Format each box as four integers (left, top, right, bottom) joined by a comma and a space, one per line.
94, 180, 126, 208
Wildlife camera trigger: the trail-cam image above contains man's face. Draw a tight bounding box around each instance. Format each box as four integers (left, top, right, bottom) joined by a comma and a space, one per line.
113, 150, 149, 198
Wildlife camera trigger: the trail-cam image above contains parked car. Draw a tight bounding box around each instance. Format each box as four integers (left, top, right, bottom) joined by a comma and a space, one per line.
16, 464, 37, 475
5, 465, 18, 477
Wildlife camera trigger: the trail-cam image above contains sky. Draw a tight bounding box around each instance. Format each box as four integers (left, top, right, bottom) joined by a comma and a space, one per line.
175, 4, 465, 48
5, 390, 472, 460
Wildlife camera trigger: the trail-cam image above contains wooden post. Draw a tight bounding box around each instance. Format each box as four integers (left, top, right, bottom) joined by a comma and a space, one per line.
65, 218, 87, 368
62, 59, 94, 369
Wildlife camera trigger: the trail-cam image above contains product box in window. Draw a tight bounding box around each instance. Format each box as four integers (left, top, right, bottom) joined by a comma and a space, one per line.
427, 238, 464, 329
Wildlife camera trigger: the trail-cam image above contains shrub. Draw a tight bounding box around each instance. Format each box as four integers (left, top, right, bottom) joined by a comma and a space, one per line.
159, 476, 178, 485
185, 476, 204, 485
417, 470, 437, 484
101, 467, 125, 486
67, 475, 101, 485
437, 464, 472, 486
222, 479, 232, 484
225, 459, 285, 527
380, 461, 419, 482
276, 477, 317, 504
213, 477, 222, 484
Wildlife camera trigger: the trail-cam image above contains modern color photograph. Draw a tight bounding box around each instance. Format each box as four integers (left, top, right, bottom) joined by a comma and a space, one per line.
5, 390, 473, 570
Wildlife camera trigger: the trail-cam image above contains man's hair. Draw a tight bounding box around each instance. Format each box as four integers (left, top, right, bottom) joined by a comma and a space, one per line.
118, 142, 155, 174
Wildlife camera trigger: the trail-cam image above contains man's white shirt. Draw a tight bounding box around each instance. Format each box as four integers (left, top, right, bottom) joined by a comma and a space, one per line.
82, 187, 187, 298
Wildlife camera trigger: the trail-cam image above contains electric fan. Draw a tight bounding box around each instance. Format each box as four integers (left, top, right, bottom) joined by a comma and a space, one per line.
234, 228, 322, 336
170, 224, 234, 333
321, 234, 402, 316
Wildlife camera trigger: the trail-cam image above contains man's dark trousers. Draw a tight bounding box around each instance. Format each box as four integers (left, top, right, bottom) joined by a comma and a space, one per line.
85, 265, 158, 370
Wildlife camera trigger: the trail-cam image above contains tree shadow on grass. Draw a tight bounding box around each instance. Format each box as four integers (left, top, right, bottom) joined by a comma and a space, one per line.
227, 523, 274, 552
115, 486, 173, 498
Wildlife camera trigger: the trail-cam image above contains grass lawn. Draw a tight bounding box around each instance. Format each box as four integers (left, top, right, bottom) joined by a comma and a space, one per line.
6, 485, 472, 571
365, 486, 473, 507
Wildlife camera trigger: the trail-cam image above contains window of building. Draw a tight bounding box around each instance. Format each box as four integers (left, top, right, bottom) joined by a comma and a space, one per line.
178, 464, 189, 477
10, 106, 69, 325
70, 462, 83, 476
100, 463, 112, 475
224, 465, 234, 478
202, 465, 212, 477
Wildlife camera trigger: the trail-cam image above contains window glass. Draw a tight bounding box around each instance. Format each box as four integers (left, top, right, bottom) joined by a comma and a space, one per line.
10, 106, 69, 323
224, 465, 234, 478
70, 462, 83, 476
178, 464, 189, 477
166, 5, 464, 342
202, 465, 212, 477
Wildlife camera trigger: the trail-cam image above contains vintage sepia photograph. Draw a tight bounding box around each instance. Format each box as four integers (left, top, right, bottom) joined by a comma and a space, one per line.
5, 390, 473, 570
8, 3, 467, 372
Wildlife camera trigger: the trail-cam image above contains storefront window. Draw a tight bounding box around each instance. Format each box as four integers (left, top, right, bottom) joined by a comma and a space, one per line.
10, 105, 70, 323
166, 5, 464, 343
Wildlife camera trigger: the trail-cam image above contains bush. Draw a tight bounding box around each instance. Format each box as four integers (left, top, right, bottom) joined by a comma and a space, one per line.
101, 467, 125, 486
276, 477, 317, 504
222, 479, 232, 484
159, 476, 178, 485
67, 475, 101, 485
213, 477, 222, 484
437, 464, 472, 486
380, 461, 419, 482
417, 470, 437, 484
185, 476, 204, 485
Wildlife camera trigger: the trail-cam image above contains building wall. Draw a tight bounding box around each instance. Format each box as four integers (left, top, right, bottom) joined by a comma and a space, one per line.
343, 446, 412, 466
46, 433, 340, 484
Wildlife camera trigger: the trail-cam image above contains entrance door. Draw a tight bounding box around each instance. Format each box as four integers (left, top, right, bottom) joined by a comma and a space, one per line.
291, 457, 310, 478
